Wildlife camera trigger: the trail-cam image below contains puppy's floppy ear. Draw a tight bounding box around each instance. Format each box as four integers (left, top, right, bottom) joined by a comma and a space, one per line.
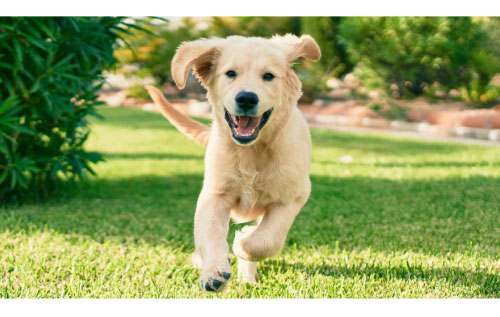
171, 38, 220, 89
272, 34, 321, 63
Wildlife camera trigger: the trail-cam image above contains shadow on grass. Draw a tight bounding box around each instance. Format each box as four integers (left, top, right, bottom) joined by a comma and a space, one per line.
101, 152, 204, 160
3, 172, 499, 258
264, 259, 500, 297
0, 174, 203, 251
290, 174, 500, 258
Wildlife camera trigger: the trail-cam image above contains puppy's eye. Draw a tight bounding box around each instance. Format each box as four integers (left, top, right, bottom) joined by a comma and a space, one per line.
263, 73, 274, 81
226, 70, 236, 78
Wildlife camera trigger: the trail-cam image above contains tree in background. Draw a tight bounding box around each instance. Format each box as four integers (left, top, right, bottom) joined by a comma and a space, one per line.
300, 17, 352, 78
475, 17, 500, 62
114, 17, 206, 89
209, 17, 300, 38
0, 17, 135, 203
299, 17, 353, 100
338, 17, 500, 104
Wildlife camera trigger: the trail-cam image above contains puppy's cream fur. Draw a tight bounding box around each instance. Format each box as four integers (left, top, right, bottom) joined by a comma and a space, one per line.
146, 34, 320, 292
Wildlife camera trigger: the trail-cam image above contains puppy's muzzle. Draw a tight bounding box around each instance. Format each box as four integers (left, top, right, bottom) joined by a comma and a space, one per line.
225, 91, 272, 145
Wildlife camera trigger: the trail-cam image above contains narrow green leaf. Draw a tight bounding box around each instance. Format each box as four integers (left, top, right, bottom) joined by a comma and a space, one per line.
0, 97, 18, 115
14, 75, 28, 96
51, 53, 75, 71
13, 39, 23, 68
0, 62, 12, 70
0, 23, 15, 31
9, 169, 16, 188
0, 130, 15, 143
0, 169, 9, 184
35, 21, 56, 40
14, 169, 27, 188
0, 137, 9, 157
12, 124, 35, 135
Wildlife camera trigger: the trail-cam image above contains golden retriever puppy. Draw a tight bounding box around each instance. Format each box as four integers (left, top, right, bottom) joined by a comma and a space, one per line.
145, 34, 320, 292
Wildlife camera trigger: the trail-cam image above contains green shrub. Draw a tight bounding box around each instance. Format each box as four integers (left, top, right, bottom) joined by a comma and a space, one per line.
350, 63, 388, 98
338, 17, 500, 105
209, 17, 301, 38
0, 17, 132, 203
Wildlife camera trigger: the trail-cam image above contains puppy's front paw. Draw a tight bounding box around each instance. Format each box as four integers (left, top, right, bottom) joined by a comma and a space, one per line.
200, 258, 232, 292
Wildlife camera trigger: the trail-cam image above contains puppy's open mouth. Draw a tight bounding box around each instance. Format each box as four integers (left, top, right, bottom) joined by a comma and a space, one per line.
224, 108, 273, 144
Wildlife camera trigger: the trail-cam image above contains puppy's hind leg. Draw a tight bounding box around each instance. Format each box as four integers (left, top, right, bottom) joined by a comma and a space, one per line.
237, 258, 259, 284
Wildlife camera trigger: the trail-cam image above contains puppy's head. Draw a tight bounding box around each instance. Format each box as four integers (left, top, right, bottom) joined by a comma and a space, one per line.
171, 34, 320, 146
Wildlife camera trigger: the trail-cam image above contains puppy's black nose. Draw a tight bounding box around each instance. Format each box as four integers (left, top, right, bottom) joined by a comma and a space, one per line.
235, 91, 259, 111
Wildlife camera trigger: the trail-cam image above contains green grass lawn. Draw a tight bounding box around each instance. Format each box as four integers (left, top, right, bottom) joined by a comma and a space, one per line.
1, 106, 499, 298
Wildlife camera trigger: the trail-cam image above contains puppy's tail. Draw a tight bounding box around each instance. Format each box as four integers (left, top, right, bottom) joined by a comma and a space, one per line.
145, 85, 210, 146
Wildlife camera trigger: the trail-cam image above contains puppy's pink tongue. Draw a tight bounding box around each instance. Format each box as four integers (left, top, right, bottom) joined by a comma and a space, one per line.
236, 116, 261, 135
239, 116, 250, 128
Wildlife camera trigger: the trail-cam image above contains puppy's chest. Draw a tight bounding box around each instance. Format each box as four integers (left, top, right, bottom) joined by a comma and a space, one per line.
231, 161, 295, 208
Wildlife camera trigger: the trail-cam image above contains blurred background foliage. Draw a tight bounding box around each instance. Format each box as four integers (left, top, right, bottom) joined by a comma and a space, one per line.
113, 17, 500, 105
